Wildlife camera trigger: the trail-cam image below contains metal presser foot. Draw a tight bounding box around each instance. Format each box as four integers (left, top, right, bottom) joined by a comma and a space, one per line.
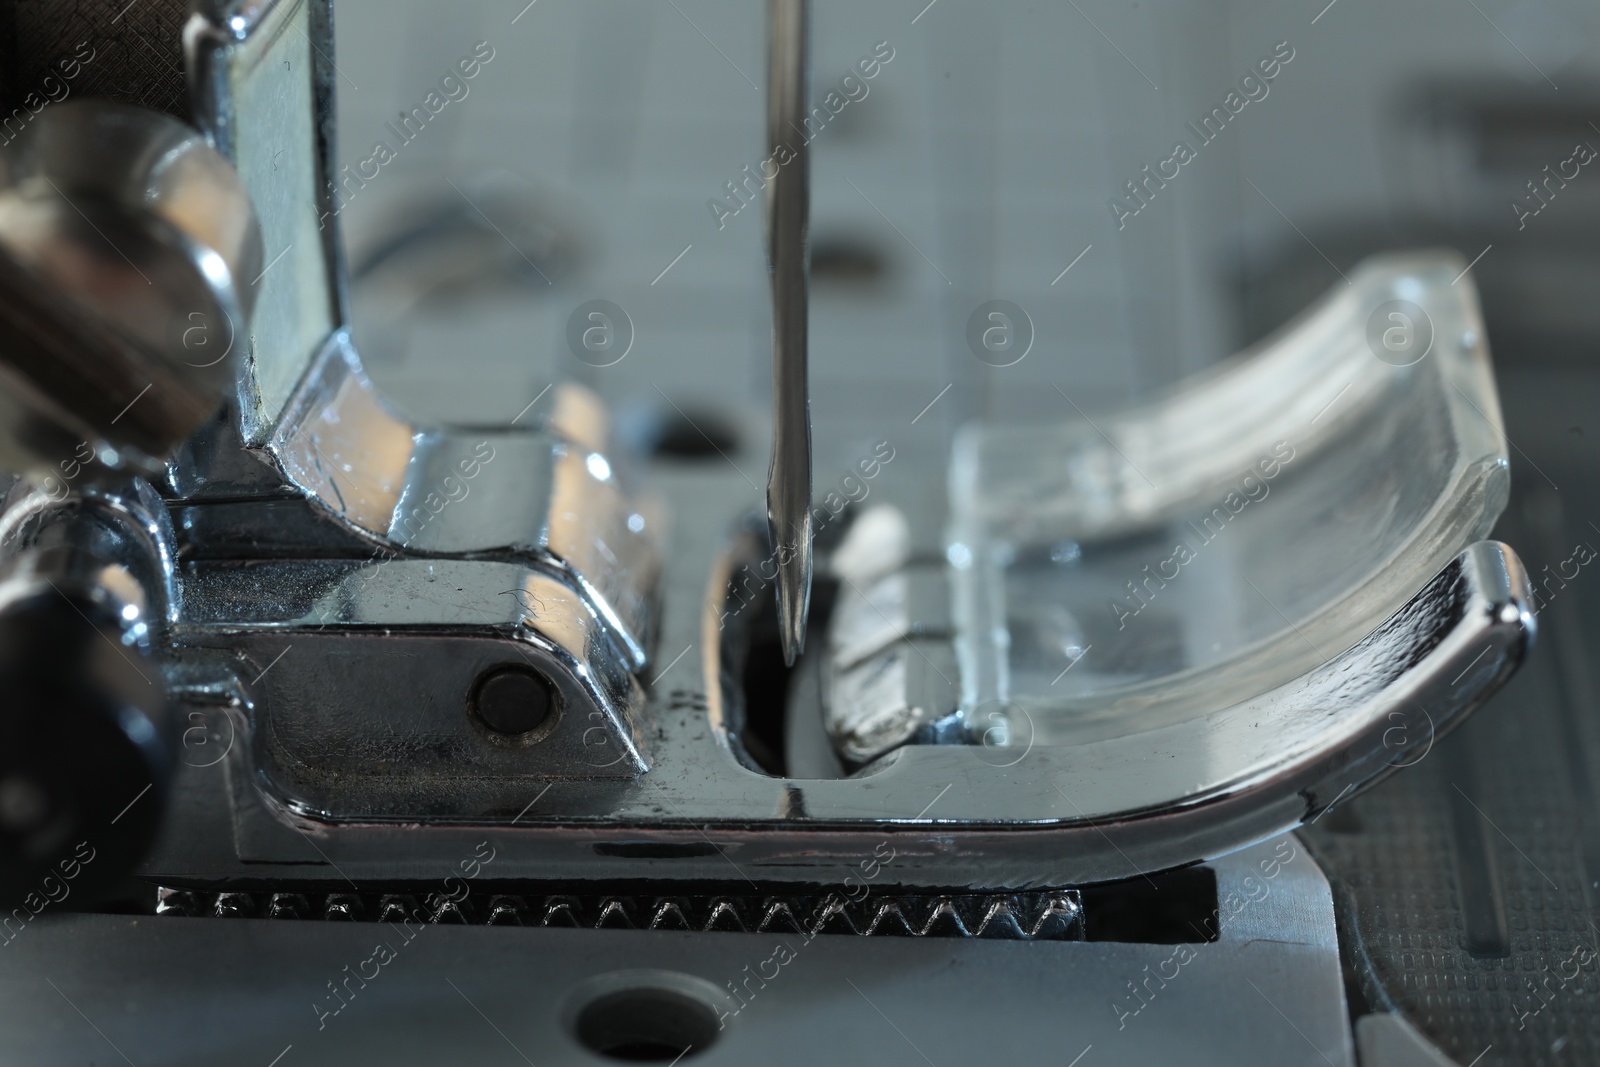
0, 1, 1534, 1064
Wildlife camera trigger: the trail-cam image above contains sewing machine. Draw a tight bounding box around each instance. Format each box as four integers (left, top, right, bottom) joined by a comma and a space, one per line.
0, 1, 1594, 1064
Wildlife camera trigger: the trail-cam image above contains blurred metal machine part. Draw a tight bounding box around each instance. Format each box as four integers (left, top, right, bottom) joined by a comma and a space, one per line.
0, 476, 176, 907
0, 94, 258, 910
0, 100, 261, 477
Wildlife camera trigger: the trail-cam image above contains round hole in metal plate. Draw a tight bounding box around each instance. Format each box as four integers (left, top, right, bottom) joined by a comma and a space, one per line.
574, 985, 720, 1062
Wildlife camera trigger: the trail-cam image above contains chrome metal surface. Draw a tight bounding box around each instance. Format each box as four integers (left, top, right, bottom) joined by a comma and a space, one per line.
826, 621, 960, 766
185, 0, 345, 443
176, 555, 651, 816
824, 513, 957, 764
262, 341, 662, 672
136, 516, 1527, 887
173, 0, 665, 693
142, 0, 667, 821
0, 101, 261, 477
0, 475, 178, 627
765, 0, 814, 667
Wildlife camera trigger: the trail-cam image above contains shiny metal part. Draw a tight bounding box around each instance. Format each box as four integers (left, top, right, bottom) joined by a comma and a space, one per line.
825, 530, 958, 764
138, 524, 1527, 889
827, 634, 960, 766
264, 342, 662, 671
829, 568, 952, 674
765, 0, 814, 667
180, 0, 662, 674
151, 885, 1085, 939
0, 101, 261, 477
144, 0, 662, 820
177, 555, 650, 816
0, 476, 178, 626
185, 0, 344, 443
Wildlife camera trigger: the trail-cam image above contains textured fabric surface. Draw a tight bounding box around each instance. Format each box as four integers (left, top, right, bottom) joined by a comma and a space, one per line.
1305, 439, 1600, 1067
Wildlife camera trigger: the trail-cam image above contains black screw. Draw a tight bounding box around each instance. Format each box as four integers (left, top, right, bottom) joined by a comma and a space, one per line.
470, 666, 557, 736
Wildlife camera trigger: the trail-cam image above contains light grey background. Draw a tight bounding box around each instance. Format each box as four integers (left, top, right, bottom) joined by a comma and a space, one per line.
330, 0, 1600, 493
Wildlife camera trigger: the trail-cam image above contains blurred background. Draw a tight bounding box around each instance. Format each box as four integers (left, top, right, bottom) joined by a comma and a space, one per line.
330, 0, 1600, 481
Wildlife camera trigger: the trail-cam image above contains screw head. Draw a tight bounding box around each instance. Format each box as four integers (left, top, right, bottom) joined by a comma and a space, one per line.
470, 666, 557, 737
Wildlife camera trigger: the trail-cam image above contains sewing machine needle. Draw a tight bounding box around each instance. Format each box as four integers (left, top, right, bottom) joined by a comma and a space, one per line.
766, 0, 812, 666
